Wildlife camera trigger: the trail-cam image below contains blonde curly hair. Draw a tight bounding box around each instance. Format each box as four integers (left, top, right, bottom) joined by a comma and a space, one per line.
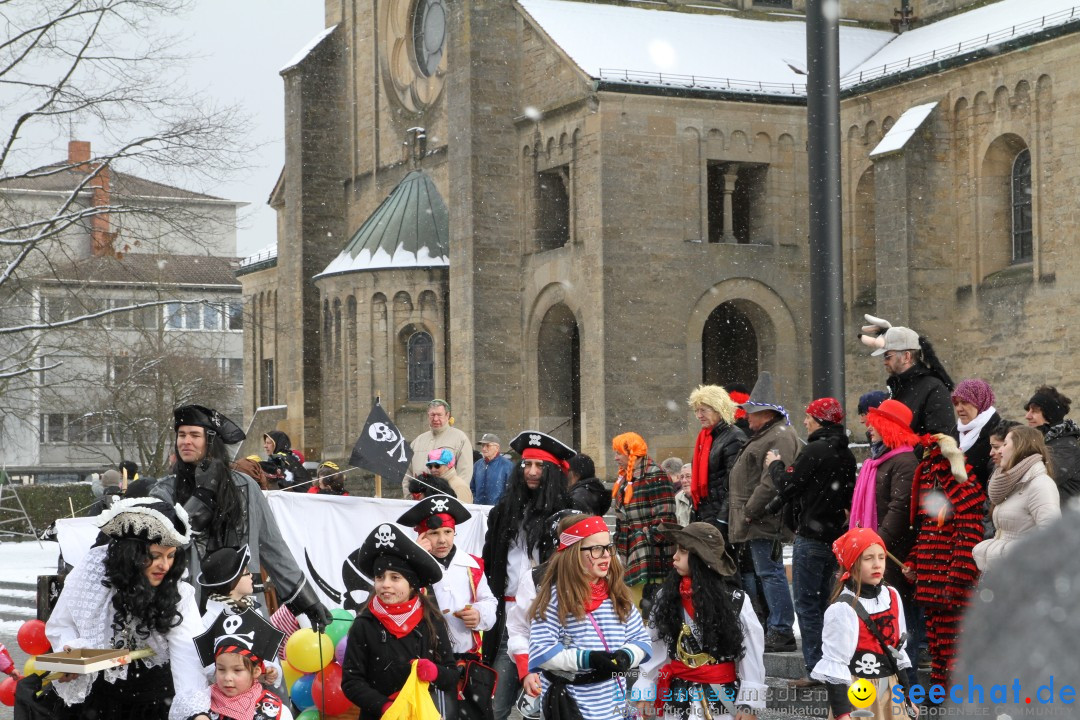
687, 385, 737, 425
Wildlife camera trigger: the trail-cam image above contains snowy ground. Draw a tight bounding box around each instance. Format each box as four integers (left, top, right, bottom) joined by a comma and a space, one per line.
0, 541, 58, 719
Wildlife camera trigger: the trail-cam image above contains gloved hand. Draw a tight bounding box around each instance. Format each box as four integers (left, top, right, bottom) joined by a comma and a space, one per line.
586, 650, 625, 673
416, 659, 438, 682
304, 601, 332, 632
610, 649, 633, 671
286, 583, 333, 632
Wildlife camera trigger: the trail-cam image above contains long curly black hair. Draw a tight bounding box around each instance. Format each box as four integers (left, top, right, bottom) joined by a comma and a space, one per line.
173, 434, 245, 547
651, 553, 745, 662
495, 462, 569, 556
103, 538, 187, 640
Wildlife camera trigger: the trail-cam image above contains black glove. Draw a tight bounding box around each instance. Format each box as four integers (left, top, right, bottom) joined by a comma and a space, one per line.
586, 649, 632, 674
287, 582, 333, 632
304, 601, 333, 632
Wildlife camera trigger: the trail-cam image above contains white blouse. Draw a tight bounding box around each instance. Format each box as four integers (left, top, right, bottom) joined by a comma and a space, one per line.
811, 585, 912, 685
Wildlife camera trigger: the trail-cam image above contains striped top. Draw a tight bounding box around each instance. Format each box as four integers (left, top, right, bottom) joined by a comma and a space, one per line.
529, 593, 652, 720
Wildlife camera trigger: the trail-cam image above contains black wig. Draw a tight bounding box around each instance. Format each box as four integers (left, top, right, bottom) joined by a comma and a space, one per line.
103, 538, 187, 640
172, 435, 245, 548
651, 553, 745, 662
497, 462, 569, 555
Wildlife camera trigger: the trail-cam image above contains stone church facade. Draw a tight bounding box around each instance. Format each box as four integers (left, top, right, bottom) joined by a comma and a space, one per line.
238, 0, 1080, 476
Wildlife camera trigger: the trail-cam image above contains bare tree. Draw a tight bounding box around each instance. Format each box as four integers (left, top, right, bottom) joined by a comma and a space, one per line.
0, 0, 251, 469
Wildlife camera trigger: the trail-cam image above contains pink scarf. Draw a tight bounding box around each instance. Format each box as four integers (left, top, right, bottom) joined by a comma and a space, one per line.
211, 681, 265, 720
849, 446, 913, 531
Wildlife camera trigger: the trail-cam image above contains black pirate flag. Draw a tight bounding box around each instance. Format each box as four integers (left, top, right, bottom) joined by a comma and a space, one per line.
349, 401, 413, 485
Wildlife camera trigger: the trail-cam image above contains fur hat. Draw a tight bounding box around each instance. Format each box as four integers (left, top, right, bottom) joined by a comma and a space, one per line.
96, 497, 191, 547
687, 385, 737, 425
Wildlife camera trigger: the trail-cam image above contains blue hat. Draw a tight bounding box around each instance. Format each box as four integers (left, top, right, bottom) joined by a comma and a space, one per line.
857, 390, 889, 415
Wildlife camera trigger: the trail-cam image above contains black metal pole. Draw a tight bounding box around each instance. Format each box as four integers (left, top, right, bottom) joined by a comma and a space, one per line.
806, 0, 845, 404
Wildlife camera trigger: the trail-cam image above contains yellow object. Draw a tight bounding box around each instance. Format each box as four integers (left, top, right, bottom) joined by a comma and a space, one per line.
848, 677, 877, 708
282, 660, 304, 694
381, 660, 441, 720
285, 628, 335, 673
23, 656, 45, 676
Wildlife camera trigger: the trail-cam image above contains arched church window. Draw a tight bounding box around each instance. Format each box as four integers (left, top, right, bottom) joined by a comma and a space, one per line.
1011, 148, 1032, 263
407, 331, 435, 401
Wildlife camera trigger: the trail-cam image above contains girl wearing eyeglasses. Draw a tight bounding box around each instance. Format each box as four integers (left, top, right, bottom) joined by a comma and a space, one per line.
527, 514, 651, 719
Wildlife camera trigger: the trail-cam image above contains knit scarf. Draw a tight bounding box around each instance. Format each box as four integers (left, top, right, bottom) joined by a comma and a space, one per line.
957, 407, 997, 452
849, 446, 913, 531
988, 454, 1043, 507
370, 595, 423, 638
210, 681, 264, 720
691, 427, 714, 508
679, 576, 695, 619
584, 580, 609, 613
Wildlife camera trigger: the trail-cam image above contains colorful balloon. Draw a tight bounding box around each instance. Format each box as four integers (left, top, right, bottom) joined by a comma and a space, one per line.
294, 709, 321, 720
291, 673, 316, 709
0, 676, 15, 707
334, 635, 348, 667
17, 619, 50, 655
23, 656, 45, 676
282, 660, 304, 693
285, 628, 334, 673
312, 661, 354, 715
324, 608, 354, 647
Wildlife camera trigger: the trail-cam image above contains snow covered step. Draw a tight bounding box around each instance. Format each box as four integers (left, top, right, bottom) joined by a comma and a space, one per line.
0, 601, 35, 623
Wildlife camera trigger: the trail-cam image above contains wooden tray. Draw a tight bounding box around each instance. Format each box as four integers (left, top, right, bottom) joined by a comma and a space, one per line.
35, 649, 132, 674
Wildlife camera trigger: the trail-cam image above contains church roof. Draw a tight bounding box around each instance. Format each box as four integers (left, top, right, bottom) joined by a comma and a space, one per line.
517, 0, 1080, 99
317, 171, 449, 278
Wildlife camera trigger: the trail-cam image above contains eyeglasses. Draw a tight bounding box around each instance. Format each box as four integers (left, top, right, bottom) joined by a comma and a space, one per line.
579, 543, 614, 559
882, 351, 898, 361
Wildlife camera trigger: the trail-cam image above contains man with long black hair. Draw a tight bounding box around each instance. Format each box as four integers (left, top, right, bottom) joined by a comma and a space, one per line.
150, 405, 331, 629
482, 430, 573, 720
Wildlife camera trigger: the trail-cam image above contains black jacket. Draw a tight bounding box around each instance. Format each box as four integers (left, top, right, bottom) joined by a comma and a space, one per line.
963, 412, 1001, 491
695, 422, 747, 532
1043, 420, 1080, 502
569, 477, 611, 516
341, 609, 458, 718
768, 424, 857, 542
887, 364, 955, 437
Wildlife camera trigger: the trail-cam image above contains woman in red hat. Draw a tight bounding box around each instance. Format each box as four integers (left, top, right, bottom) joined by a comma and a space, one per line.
813, 528, 916, 720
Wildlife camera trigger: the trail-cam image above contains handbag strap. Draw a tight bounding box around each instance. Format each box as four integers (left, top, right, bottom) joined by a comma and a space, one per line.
848, 590, 903, 679
585, 612, 610, 651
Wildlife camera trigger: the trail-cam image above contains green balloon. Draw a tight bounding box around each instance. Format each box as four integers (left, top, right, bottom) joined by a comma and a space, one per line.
295, 708, 321, 720
324, 607, 355, 647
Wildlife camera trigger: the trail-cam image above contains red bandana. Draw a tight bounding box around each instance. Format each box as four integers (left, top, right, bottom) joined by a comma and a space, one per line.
679, 576, 695, 619
211, 680, 266, 720
522, 447, 569, 473
832, 527, 886, 581
415, 513, 456, 534
557, 516, 609, 551
584, 580, 609, 612
370, 595, 423, 638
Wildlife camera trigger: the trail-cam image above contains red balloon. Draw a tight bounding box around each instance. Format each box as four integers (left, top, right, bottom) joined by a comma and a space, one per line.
0, 676, 16, 707
17, 619, 51, 656
311, 662, 354, 715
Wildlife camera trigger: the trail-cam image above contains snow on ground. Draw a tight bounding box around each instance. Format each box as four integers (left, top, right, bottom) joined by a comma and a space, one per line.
0, 540, 59, 583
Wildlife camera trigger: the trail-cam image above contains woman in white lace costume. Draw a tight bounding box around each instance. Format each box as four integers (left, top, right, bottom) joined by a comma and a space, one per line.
44, 497, 211, 720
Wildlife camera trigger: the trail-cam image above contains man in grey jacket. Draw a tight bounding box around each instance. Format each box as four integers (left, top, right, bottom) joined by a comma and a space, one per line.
151, 404, 331, 628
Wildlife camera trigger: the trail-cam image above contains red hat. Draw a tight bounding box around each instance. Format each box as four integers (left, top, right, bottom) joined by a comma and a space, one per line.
866, 399, 919, 449
832, 527, 886, 581
806, 397, 844, 425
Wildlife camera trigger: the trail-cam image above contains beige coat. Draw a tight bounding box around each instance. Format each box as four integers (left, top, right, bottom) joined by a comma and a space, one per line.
972, 459, 1061, 573
401, 425, 474, 497
728, 418, 800, 543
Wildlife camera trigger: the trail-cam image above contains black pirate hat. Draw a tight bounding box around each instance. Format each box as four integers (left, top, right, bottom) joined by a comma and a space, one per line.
508, 430, 576, 471
357, 522, 443, 589
196, 545, 251, 589
193, 608, 285, 667
396, 494, 472, 532
173, 404, 246, 444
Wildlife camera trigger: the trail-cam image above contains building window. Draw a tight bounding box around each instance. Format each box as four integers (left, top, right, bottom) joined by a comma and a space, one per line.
260, 358, 275, 406
707, 162, 769, 244
536, 166, 571, 251
227, 300, 243, 330
218, 358, 243, 385
164, 301, 242, 331
1011, 148, 1032, 263
40, 296, 70, 324
407, 332, 435, 401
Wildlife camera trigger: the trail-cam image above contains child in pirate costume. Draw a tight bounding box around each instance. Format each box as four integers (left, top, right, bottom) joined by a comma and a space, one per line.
198, 545, 258, 625
812, 527, 914, 720
340, 522, 459, 718
193, 608, 292, 720
398, 494, 498, 719
636, 522, 766, 720
528, 514, 652, 720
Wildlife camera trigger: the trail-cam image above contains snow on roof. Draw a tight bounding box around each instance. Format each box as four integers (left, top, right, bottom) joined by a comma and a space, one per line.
239, 243, 278, 269
870, 101, 939, 157
517, 0, 893, 96
844, 0, 1080, 86
280, 25, 338, 74
518, 0, 1080, 98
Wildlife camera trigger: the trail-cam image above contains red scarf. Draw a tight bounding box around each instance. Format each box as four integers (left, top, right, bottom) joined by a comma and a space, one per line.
679, 576, 695, 619
370, 595, 423, 638
691, 427, 713, 508
584, 580, 609, 612
211, 681, 265, 720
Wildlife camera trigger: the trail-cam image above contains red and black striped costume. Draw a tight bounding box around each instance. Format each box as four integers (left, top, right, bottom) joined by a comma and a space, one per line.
907, 435, 985, 687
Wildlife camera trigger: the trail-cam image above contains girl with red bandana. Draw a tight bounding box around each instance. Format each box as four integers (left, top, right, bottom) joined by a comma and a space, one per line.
813, 528, 916, 720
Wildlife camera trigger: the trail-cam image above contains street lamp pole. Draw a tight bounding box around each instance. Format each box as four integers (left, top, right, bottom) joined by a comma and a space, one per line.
806, 0, 845, 404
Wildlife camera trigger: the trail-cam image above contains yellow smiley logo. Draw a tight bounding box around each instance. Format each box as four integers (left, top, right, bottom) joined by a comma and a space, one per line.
847, 677, 877, 708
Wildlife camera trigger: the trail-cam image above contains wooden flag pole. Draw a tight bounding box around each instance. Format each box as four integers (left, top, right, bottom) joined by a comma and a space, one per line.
374, 393, 383, 498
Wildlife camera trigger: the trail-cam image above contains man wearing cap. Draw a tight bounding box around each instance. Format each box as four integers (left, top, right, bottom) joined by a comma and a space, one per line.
426, 448, 473, 503
763, 397, 857, 687
860, 314, 955, 436
482, 430, 574, 720
151, 404, 331, 630
727, 371, 799, 653
472, 433, 512, 505
404, 399, 474, 498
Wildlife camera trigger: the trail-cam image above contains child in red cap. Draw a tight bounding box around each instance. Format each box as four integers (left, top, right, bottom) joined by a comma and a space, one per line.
812, 527, 916, 720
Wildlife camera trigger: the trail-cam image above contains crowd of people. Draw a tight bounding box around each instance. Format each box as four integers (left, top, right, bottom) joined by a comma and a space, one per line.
8, 313, 1077, 720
